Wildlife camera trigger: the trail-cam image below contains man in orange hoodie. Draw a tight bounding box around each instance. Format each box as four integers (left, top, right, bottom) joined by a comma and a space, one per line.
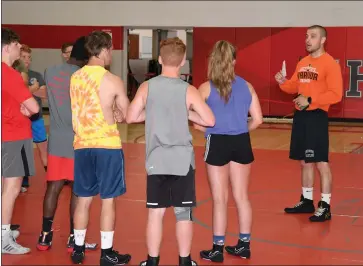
275, 25, 343, 222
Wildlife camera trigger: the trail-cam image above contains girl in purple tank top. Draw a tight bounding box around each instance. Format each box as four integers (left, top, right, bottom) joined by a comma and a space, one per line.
194, 40, 263, 262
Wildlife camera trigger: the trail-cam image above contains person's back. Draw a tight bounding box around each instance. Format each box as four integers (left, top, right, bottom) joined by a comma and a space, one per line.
145, 75, 194, 176
70, 65, 121, 150
45, 62, 80, 157
70, 31, 131, 266
205, 75, 251, 137
126, 37, 215, 266
198, 40, 263, 263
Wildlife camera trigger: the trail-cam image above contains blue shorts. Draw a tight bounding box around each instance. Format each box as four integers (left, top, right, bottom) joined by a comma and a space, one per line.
74, 148, 126, 199
31, 118, 47, 143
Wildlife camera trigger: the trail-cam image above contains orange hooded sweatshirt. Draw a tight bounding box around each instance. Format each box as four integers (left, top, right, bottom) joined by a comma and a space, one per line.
280, 52, 343, 112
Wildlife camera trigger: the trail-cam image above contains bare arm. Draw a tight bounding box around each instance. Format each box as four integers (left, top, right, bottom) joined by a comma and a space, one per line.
110, 74, 130, 122
247, 82, 263, 131
21, 97, 40, 114
126, 82, 148, 124
33, 85, 47, 99
187, 84, 215, 127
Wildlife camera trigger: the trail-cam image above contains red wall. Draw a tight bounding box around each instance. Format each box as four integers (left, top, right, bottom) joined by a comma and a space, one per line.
2, 24, 124, 50
193, 27, 363, 119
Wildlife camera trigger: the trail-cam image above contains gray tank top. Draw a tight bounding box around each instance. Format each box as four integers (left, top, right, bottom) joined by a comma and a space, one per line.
145, 76, 195, 176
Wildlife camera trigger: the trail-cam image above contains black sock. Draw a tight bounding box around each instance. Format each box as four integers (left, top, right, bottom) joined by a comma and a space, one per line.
70, 218, 74, 235
44, 166, 47, 172
42, 216, 54, 232
101, 247, 113, 256
179, 255, 191, 265
147, 255, 160, 266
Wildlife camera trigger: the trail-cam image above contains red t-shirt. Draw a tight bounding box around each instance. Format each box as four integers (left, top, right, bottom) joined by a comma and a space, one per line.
2, 62, 33, 141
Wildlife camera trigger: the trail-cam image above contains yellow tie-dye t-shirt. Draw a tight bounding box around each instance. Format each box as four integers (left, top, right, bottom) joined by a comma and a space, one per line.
70, 65, 121, 150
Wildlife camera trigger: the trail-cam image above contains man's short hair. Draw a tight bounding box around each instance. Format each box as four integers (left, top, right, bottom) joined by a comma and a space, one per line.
1, 28, 20, 48
21, 44, 32, 54
70, 36, 89, 61
61, 42, 73, 53
308, 25, 327, 38
85, 31, 112, 58
159, 37, 186, 67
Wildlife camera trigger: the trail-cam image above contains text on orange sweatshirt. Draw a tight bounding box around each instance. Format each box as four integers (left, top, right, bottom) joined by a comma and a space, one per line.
280, 52, 343, 112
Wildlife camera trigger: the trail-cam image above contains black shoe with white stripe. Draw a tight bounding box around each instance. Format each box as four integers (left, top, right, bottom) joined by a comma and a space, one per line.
284, 195, 315, 214
309, 201, 332, 222
200, 244, 224, 262
100, 249, 131, 266
225, 239, 251, 259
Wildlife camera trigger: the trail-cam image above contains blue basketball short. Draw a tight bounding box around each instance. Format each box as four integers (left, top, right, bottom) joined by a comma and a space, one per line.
74, 148, 126, 199
31, 118, 47, 143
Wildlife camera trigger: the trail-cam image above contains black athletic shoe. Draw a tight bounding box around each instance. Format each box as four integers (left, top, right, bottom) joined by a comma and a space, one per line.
309, 201, 332, 222
71, 245, 85, 264
36, 230, 53, 251
284, 195, 315, 214
100, 250, 131, 266
200, 244, 224, 262
139, 255, 160, 266
179, 255, 198, 266
225, 239, 251, 259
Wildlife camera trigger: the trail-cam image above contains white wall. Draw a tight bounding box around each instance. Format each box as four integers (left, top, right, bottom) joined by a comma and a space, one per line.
3, 1, 363, 27
129, 29, 187, 59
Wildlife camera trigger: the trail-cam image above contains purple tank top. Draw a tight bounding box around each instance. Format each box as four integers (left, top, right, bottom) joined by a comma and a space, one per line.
205, 75, 251, 137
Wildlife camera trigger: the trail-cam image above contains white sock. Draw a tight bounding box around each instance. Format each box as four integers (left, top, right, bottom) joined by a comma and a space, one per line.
321, 193, 331, 205
101, 231, 114, 249
1, 224, 10, 237
74, 229, 87, 246
302, 187, 313, 200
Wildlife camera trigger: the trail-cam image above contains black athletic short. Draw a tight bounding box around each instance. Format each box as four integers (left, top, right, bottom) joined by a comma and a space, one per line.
290, 108, 329, 163
146, 165, 196, 208
204, 132, 254, 166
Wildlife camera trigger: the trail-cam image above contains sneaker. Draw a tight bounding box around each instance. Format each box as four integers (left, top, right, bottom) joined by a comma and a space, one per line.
12, 230, 20, 239
139, 255, 160, 266
36, 231, 53, 251
179, 255, 198, 266
2, 231, 31, 254
200, 244, 224, 262
225, 239, 251, 259
100, 249, 131, 266
71, 245, 85, 264
284, 195, 315, 214
67, 234, 98, 252
309, 201, 332, 222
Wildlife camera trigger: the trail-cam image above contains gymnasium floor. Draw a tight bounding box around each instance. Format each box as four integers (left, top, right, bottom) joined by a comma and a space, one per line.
3, 116, 363, 265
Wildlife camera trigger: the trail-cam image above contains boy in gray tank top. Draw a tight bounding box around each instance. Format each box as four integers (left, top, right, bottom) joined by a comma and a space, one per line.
126, 37, 215, 266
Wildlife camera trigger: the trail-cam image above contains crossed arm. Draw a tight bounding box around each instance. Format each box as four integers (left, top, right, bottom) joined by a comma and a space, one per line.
126, 82, 147, 124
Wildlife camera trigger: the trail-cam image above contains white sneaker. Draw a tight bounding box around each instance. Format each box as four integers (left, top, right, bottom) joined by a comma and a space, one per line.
12, 230, 20, 239
2, 231, 30, 254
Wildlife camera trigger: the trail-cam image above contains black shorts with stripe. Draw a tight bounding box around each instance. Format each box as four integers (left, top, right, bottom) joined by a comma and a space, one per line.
204, 132, 254, 166
146, 165, 196, 208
